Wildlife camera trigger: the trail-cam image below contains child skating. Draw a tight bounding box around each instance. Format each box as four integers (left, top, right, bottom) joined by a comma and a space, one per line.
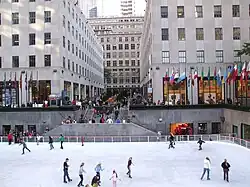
109, 170, 121, 187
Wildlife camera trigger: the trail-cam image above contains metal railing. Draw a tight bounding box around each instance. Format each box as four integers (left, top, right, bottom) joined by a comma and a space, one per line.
0, 134, 249, 149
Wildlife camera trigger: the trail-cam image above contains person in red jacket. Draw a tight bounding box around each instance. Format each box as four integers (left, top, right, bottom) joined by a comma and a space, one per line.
7, 133, 13, 145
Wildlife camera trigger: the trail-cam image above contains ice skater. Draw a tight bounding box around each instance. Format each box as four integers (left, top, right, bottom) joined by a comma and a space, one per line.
77, 162, 86, 187
201, 157, 211, 180
126, 157, 134, 178
168, 133, 175, 149
36, 134, 41, 145
59, 134, 65, 149
63, 158, 72, 183
197, 138, 205, 150
221, 159, 230, 182
19, 139, 31, 155
95, 162, 104, 182
91, 173, 100, 187
109, 170, 121, 187
7, 132, 13, 145
49, 136, 54, 150
81, 136, 84, 146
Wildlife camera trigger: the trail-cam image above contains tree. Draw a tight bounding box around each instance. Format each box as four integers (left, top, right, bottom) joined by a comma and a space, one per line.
238, 43, 250, 56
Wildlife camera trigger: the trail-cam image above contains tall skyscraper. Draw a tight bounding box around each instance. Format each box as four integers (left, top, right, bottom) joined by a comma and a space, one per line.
120, 0, 135, 16
89, 6, 98, 18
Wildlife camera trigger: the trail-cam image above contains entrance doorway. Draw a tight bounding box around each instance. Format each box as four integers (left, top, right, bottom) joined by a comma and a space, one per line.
212, 122, 221, 134
2, 125, 11, 135
198, 123, 207, 134
232, 125, 238, 137
15, 125, 24, 133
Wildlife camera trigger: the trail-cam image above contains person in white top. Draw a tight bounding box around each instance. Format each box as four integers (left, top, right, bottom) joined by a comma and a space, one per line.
77, 162, 86, 187
109, 170, 120, 187
36, 134, 41, 145
201, 157, 211, 180
106, 118, 113, 124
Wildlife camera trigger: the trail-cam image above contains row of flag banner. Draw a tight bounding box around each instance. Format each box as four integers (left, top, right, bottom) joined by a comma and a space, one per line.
163, 62, 250, 87
2, 71, 39, 91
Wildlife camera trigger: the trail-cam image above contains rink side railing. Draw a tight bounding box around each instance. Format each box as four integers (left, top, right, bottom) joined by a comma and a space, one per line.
0, 134, 249, 149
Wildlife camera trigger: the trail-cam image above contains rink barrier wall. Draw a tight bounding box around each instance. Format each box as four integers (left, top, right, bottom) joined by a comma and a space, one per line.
1, 134, 249, 146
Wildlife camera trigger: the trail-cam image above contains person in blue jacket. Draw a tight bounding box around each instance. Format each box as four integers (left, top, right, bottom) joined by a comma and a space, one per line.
95, 163, 104, 184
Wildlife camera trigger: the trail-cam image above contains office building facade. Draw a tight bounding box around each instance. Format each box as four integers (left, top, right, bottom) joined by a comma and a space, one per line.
0, 0, 104, 106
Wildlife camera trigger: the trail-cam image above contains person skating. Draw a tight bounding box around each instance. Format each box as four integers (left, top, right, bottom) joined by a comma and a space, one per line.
49, 136, 54, 150
197, 138, 205, 150
109, 170, 121, 187
36, 134, 41, 145
77, 162, 86, 187
59, 134, 65, 149
168, 133, 175, 149
201, 157, 211, 180
7, 132, 13, 145
63, 158, 72, 183
126, 157, 134, 178
95, 162, 104, 183
91, 173, 100, 187
81, 136, 84, 146
221, 159, 230, 182
19, 139, 31, 155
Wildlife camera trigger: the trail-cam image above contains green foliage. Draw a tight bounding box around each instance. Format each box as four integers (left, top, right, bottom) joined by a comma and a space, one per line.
238, 43, 250, 56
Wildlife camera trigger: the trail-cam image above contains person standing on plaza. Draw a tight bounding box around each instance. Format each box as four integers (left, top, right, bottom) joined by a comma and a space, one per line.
221, 159, 231, 182
59, 134, 65, 149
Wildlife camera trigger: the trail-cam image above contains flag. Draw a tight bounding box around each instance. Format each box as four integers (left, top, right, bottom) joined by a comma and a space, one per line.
177, 72, 186, 83
246, 62, 250, 77
226, 66, 233, 84
240, 62, 246, 85
170, 68, 175, 84
14, 72, 17, 89
8, 72, 12, 87
4, 72, 6, 89
207, 67, 211, 86
25, 71, 27, 90
29, 71, 33, 88
19, 73, 22, 89
217, 68, 222, 86
201, 67, 204, 82
188, 69, 192, 87
194, 68, 198, 79
222, 68, 227, 84
213, 67, 217, 85
232, 64, 238, 81
36, 71, 39, 91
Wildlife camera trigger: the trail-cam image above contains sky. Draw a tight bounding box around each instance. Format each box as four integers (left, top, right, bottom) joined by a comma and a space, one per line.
80, 0, 146, 17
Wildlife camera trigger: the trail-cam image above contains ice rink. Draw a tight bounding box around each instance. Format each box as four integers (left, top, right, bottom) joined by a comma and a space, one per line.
0, 141, 249, 187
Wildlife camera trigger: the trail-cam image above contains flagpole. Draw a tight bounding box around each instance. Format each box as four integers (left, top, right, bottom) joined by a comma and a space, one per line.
245, 75, 248, 106
168, 68, 170, 106
202, 67, 204, 103
4, 72, 6, 107
191, 68, 193, 105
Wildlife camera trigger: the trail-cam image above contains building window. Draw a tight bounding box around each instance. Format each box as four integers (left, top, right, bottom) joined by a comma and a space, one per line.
232, 5, 240, 17
215, 50, 223, 63
106, 53, 111, 59
177, 6, 184, 18
195, 6, 203, 18
233, 50, 241, 63
119, 44, 123, 50
63, 56, 66, 68
12, 56, 19, 67
12, 34, 19, 46
196, 28, 204, 40
131, 44, 135, 50
233, 27, 240, 40
196, 50, 205, 63
0, 35, 1, 47
161, 6, 168, 18
68, 59, 70, 70
215, 28, 223, 40
29, 33, 36, 45
119, 60, 123, 66
68, 21, 70, 32
214, 5, 222, 18
72, 62, 75, 71
0, 57, 2, 68
178, 28, 185, 41
68, 40, 70, 51
113, 61, 117, 66
44, 33, 51, 44
0, 13, 1, 25
161, 28, 169, 41
12, 13, 19, 24
44, 55, 51, 66
29, 55, 36, 67
29, 12, 36, 24
63, 36, 65, 47
44, 11, 51, 23
162, 51, 170, 63
249, 4, 250, 17
12, 0, 19, 3
125, 44, 129, 50
62, 15, 65, 27
30, 0, 35, 2
178, 51, 186, 63
72, 44, 74, 54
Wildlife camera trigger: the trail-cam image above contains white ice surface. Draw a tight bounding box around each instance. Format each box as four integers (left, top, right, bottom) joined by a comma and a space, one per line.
0, 141, 249, 187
